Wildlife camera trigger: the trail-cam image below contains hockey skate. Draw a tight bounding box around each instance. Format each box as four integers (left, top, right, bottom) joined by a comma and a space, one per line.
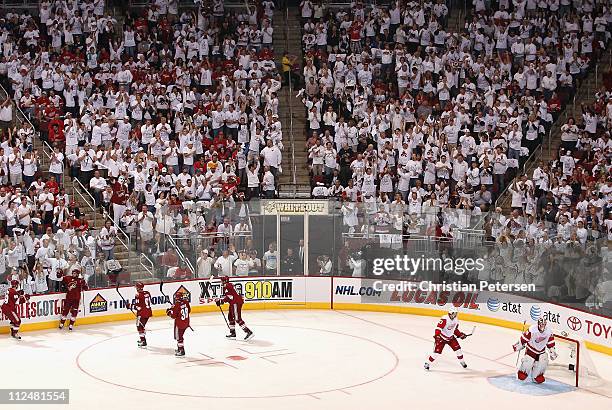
244, 330, 254, 341
175, 348, 185, 357
138, 340, 147, 348
226, 330, 236, 339
424, 362, 430, 370
10, 330, 21, 340
460, 361, 467, 368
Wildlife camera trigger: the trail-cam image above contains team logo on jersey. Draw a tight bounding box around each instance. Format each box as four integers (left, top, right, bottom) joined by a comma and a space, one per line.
529, 305, 541, 321
89, 294, 108, 313
567, 316, 582, 331
487, 298, 500, 312
174, 286, 191, 302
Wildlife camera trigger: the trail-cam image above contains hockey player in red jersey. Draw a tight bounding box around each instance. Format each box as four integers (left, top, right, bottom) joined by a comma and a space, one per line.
215, 276, 254, 340
513, 317, 557, 384
166, 292, 191, 356
1, 280, 29, 339
424, 307, 468, 370
126, 282, 152, 348
58, 269, 89, 331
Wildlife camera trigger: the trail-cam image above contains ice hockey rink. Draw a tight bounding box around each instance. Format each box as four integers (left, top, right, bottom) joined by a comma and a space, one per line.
2, 310, 611, 410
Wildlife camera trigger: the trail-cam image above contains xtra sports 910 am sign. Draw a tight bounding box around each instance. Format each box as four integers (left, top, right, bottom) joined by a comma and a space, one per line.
199, 278, 294, 302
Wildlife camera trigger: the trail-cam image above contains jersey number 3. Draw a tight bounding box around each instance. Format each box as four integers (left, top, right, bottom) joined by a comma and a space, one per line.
180, 306, 189, 321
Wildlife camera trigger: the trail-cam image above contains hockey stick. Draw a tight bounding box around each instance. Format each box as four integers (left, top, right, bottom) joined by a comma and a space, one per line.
115, 282, 136, 317
203, 297, 231, 331
81, 285, 86, 317
217, 304, 231, 331
515, 320, 526, 366
159, 280, 171, 304
464, 326, 476, 337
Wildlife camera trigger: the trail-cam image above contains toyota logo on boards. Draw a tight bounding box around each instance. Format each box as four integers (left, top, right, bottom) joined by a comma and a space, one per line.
567, 316, 582, 331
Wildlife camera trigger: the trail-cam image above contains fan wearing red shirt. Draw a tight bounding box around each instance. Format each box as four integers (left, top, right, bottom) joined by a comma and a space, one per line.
166, 293, 191, 356
44, 177, 59, 194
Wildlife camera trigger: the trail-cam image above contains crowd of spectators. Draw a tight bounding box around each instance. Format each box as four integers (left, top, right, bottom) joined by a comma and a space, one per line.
296, 0, 610, 217
291, 0, 612, 309
0, 0, 609, 313
0, 0, 285, 293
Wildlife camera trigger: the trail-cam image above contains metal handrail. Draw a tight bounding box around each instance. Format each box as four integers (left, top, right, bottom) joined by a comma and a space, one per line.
139, 253, 155, 278
165, 233, 197, 275
285, 6, 297, 187
73, 179, 98, 229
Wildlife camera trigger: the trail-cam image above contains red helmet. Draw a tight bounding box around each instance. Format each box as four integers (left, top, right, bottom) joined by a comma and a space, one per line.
219, 276, 229, 284
72, 269, 81, 276
135, 282, 144, 291
10, 280, 19, 288
176, 292, 189, 301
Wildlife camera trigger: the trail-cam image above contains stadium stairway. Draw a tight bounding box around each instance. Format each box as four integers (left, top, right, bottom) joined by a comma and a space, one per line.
495, 53, 612, 213
274, 5, 311, 198
446, 0, 467, 34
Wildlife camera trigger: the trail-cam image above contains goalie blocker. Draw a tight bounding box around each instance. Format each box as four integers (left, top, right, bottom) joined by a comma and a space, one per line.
513, 317, 557, 384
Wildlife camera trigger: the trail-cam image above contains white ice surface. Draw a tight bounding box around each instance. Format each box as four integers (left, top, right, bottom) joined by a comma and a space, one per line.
1, 309, 611, 410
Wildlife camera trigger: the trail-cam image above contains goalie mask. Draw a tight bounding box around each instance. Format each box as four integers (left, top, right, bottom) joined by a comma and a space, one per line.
537, 317, 547, 332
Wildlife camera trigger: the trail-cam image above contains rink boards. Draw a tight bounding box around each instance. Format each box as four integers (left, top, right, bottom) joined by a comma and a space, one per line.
1, 276, 610, 355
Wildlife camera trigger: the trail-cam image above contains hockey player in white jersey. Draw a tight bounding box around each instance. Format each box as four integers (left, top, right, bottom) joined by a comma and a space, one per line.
513, 317, 557, 384
424, 307, 468, 370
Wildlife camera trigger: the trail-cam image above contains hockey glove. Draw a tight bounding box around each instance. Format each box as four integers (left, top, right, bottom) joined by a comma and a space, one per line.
512, 342, 524, 352
549, 347, 558, 361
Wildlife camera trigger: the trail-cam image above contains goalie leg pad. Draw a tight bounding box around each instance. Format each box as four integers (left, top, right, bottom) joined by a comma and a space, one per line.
519, 353, 535, 376
532, 351, 549, 380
